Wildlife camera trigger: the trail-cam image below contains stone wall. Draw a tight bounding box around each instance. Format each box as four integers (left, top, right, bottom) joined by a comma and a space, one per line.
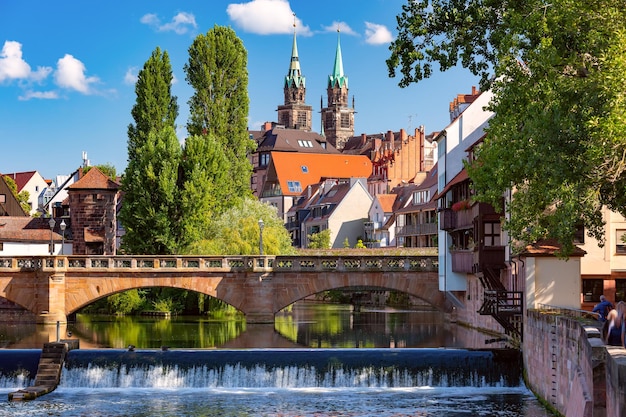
605, 346, 626, 417
524, 310, 626, 417
524, 310, 594, 417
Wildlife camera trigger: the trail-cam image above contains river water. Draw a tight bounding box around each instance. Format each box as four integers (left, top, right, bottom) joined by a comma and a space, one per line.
0, 303, 555, 416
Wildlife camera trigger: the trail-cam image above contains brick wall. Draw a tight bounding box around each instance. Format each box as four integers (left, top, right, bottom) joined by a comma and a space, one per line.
524, 310, 608, 417
68, 190, 117, 255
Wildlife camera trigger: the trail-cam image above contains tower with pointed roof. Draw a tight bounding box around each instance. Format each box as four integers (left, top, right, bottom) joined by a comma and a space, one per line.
321, 29, 355, 150
277, 16, 313, 131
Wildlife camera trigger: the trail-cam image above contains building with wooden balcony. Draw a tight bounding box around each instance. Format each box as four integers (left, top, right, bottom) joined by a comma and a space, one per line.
435, 88, 524, 339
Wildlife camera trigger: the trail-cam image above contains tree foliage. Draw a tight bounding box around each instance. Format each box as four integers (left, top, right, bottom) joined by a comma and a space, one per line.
308, 229, 332, 249
120, 47, 181, 254
184, 25, 256, 205
388, 0, 626, 254
183, 198, 296, 255
177, 133, 229, 249
3, 176, 30, 214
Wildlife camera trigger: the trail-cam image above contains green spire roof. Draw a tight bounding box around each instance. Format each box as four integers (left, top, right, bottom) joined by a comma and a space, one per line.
285, 29, 305, 88
328, 30, 348, 89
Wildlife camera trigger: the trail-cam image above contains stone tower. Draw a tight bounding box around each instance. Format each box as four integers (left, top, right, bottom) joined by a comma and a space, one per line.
67, 167, 119, 255
321, 30, 355, 150
277, 20, 312, 131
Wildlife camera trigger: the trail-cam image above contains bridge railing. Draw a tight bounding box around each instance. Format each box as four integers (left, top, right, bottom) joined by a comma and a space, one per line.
0, 255, 438, 274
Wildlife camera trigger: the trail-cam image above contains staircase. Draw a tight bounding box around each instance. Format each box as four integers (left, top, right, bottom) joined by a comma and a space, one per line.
477, 267, 523, 339
8, 340, 78, 401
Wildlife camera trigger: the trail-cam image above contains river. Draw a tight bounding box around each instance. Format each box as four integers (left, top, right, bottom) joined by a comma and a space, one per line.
0, 302, 555, 416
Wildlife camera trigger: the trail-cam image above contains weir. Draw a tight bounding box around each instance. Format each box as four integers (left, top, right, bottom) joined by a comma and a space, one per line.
1, 348, 523, 389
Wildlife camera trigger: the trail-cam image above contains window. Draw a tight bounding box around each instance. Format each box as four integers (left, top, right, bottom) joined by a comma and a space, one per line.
297, 140, 313, 148
0, 194, 5, 203
582, 279, 604, 303
412, 190, 430, 205
301, 165, 309, 173
259, 153, 270, 167
483, 222, 501, 246
340, 113, 350, 128
616, 229, 626, 254
616, 280, 626, 303
287, 181, 302, 193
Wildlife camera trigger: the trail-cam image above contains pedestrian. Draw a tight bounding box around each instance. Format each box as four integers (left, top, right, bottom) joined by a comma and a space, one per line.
592, 295, 614, 322
604, 301, 624, 346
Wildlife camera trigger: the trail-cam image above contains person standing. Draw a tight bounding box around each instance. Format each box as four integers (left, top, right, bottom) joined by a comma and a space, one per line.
592, 295, 614, 322
604, 301, 624, 346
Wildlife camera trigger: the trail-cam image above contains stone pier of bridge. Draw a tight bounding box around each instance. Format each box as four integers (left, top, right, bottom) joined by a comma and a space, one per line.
0, 255, 450, 324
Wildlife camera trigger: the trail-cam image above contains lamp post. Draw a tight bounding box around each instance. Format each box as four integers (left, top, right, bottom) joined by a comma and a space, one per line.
258, 219, 264, 255
48, 217, 56, 255
60, 220, 66, 255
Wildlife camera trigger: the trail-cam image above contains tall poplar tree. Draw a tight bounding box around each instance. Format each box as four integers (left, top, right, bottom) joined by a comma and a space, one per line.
184, 25, 255, 211
120, 47, 181, 254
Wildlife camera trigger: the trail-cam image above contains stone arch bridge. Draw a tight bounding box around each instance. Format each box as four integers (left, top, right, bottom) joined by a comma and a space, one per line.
0, 255, 450, 324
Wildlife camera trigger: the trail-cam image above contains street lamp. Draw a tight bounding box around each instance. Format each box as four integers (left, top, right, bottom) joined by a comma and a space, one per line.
48, 217, 56, 255
258, 219, 265, 255
60, 220, 66, 255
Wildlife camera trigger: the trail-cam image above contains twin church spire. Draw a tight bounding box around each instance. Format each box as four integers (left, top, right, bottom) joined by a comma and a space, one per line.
276, 18, 354, 150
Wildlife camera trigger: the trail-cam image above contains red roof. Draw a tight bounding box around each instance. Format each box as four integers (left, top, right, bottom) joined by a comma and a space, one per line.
0, 217, 64, 242
68, 167, 119, 190
3, 171, 37, 192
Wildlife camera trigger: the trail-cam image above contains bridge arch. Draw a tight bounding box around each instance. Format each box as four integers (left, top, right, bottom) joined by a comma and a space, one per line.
270, 271, 450, 315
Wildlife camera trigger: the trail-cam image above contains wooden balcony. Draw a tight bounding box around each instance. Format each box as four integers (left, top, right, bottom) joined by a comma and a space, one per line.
450, 250, 475, 273
478, 246, 506, 271
396, 223, 438, 237
440, 209, 456, 230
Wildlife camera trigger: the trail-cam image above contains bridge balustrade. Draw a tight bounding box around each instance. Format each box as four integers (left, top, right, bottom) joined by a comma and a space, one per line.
0, 255, 438, 274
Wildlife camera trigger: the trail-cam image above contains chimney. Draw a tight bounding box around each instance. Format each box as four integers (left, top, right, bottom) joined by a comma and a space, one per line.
263, 121, 273, 131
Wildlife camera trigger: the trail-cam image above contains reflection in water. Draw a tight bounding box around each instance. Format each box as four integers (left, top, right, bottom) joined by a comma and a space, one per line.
0, 302, 508, 350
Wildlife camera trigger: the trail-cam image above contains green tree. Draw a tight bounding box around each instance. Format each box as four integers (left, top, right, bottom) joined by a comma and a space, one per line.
184, 25, 256, 206
308, 229, 331, 249
177, 133, 229, 249
388, 0, 626, 255
184, 198, 296, 255
119, 47, 181, 254
83, 163, 117, 181
3, 176, 30, 214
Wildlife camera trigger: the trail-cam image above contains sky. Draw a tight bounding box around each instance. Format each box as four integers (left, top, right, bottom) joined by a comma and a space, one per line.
0, 0, 479, 180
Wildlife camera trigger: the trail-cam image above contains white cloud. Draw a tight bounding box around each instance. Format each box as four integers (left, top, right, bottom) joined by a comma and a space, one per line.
141, 12, 197, 35
18, 90, 59, 101
322, 21, 358, 36
364, 22, 393, 45
0, 40, 52, 83
124, 67, 138, 85
54, 54, 99, 94
227, 0, 312, 35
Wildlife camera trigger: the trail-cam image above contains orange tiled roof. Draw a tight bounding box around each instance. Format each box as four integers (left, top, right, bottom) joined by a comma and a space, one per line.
68, 167, 119, 190
269, 152, 372, 196
376, 194, 397, 213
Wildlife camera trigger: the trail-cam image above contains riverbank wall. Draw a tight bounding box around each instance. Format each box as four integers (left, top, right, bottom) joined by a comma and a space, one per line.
524, 309, 626, 417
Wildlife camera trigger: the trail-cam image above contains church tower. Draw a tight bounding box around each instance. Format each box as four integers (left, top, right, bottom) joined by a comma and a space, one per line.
277, 17, 312, 131
321, 29, 355, 150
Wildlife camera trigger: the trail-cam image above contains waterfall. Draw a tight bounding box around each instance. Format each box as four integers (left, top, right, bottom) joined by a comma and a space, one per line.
57, 348, 522, 389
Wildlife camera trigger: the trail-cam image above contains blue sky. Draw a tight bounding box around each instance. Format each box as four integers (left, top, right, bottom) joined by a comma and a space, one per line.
0, 0, 478, 179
